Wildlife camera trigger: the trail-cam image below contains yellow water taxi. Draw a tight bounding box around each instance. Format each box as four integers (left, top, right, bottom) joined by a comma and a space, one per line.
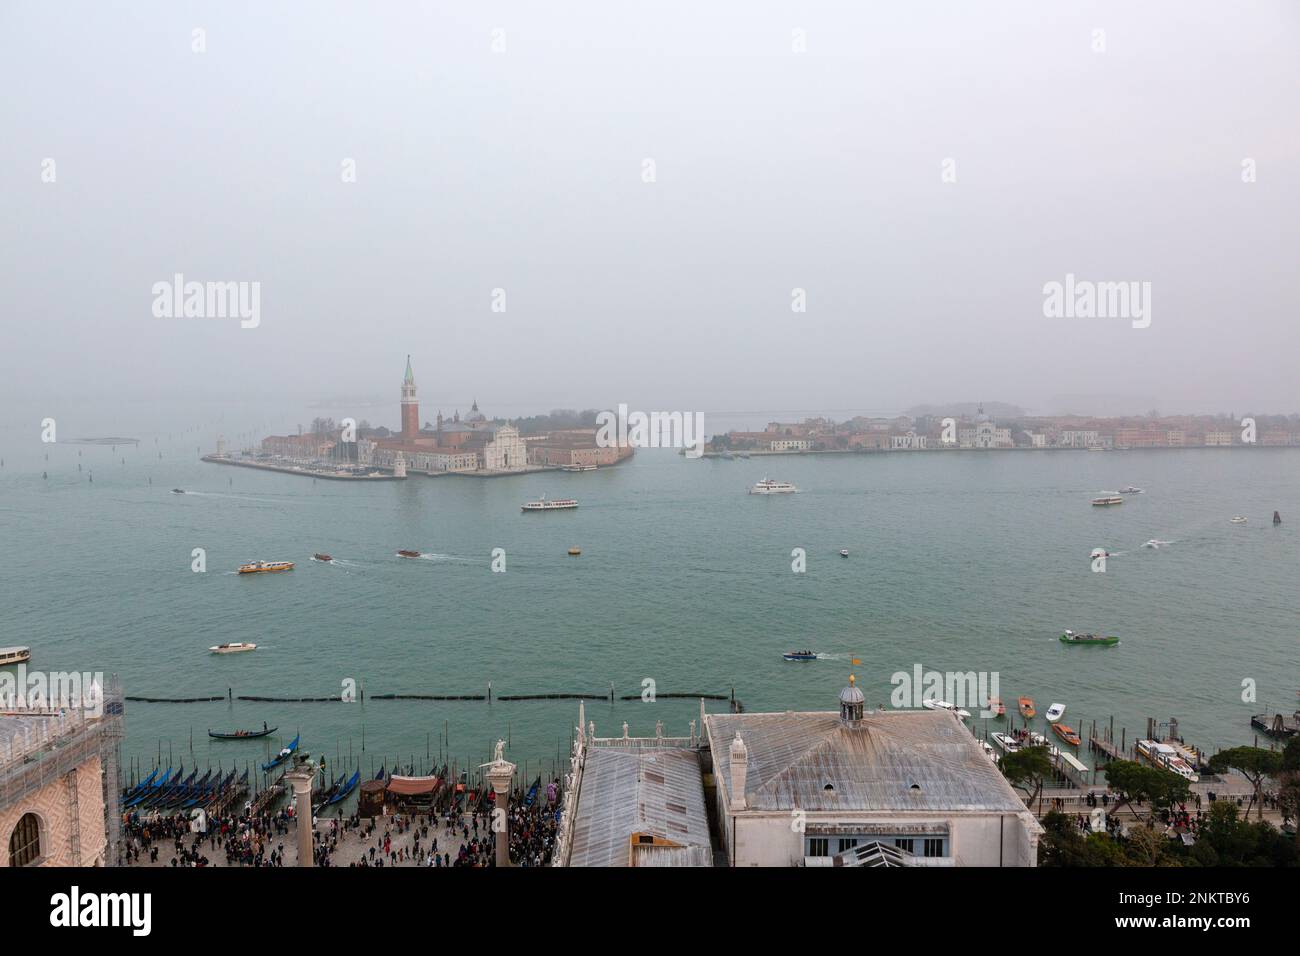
238, 560, 295, 574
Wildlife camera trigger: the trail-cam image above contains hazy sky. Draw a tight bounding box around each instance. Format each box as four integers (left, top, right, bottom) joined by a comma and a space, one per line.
3, 1, 1298, 427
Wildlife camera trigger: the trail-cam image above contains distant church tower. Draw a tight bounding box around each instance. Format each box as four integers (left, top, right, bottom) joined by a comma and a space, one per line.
401, 355, 419, 438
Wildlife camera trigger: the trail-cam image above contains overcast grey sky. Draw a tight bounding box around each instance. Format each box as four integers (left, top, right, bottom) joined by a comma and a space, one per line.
2, 0, 1298, 425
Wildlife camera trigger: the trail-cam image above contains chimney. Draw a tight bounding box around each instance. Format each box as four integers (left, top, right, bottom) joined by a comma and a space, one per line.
729, 733, 748, 811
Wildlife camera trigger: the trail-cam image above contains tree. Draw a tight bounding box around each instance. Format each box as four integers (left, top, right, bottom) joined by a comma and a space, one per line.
1206, 747, 1283, 820
1000, 745, 1053, 813
1104, 760, 1191, 822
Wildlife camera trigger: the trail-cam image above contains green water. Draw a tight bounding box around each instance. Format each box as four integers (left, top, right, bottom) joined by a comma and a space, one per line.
3, 426, 1297, 785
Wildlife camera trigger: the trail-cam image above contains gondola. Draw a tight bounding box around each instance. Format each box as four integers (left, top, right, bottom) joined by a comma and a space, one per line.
313, 770, 347, 815
122, 766, 161, 799
523, 774, 542, 808
209, 725, 278, 740
374, 764, 386, 781
125, 765, 177, 808
261, 733, 300, 772
324, 770, 361, 807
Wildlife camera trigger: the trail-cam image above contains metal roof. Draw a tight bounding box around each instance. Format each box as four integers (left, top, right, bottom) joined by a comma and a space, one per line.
567, 746, 712, 867
706, 709, 1028, 814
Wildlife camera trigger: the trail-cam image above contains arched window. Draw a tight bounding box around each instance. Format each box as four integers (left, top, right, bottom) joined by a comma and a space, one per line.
9, 813, 42, 867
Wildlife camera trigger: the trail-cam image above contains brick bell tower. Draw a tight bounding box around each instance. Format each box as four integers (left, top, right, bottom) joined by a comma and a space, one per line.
400, 354, 419, 438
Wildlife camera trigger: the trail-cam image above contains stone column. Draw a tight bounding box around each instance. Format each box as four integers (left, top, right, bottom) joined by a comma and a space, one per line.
284, 766, 315, 867
482, 742, 516, 868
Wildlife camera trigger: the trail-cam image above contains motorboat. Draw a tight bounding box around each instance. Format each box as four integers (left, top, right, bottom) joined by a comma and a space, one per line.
396, 550, 422, 558
1052, 723, 1081, 747
1045, 702, 1066, 722
782, 650, 817, 661
839, 549, 849, 558
313, 553, 333, 562
1118, 486, 1143, 494
978, 740, 998, 762
171, 488, 186, 494
1091, 496, 1124, 506
209, 642, 257, 654
987, 696, 1006, 718
991, 732, 1021, 754
923, 699, 971, 720
238, 560, 294, 574
1018, 697, 1036, 719
567, 547, 582, 556
1060, 629, 1119, 646
1230, 516, 1247, 524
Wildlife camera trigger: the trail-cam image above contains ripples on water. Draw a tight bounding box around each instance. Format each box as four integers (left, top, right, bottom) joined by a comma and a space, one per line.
2, 438, 1297, 773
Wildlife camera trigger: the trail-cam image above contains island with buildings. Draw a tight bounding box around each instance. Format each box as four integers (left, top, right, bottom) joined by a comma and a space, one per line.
709, 405, 1299, 455
203, 356, 634, 480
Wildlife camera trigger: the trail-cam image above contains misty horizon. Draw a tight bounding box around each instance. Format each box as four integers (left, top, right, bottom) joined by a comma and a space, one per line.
3, 1, 1298, 423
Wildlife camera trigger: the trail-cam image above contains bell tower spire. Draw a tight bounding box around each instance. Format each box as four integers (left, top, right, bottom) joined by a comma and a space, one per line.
400, 354, 419, 438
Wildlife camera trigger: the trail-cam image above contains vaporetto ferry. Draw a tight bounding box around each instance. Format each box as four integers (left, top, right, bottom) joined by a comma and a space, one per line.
521, 496, 579, 512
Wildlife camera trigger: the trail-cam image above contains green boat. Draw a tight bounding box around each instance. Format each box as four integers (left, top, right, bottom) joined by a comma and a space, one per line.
1060, 630, 1119, 646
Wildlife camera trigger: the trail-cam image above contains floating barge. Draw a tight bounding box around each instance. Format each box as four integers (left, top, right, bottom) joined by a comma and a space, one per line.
1251, 710, 1300, 740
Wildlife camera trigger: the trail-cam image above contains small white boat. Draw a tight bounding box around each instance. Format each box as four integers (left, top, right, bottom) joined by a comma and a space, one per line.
1091, 496, 1124, 507
922, 699, 970, 720
1230, 516, 1247, 524
1118, 486, 1143, 494
1025, 731, 1060, 758
838, 549, 849, 558
990, 732, 1021, 754
1045, 702, 1066, 722
750, 478, 797, 495
978, 740, 998, 762
210, 642, 257, 654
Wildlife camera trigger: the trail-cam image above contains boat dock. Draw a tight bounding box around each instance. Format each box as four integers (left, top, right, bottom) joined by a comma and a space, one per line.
201, 454, 405, 481
1251, 710, 1300, 740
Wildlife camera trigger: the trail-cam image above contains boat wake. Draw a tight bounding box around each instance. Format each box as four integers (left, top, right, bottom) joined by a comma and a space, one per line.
182, 491, 289, 505
416, 552, 481, 565
1141, 539, 1175, 550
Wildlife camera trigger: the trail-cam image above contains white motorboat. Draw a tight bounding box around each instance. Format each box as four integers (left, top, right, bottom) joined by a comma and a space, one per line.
210, 642, 257, 654
1045, 702, 1066, 722
990, 732, 1021, 754
978, 740, 998, 762
1230, 516, 1247, 524
750, 478, 797, 495
922, 699, 971, 720
1118, 486, 1144, 494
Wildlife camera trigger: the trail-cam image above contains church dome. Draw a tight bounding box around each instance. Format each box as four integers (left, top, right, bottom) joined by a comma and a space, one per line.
839, 674, 865, 727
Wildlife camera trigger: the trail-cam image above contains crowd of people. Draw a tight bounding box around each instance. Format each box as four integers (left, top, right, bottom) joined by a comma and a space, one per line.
120, 781, 563, 868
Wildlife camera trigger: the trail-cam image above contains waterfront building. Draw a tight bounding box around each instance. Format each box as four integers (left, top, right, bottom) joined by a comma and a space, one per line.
890, 431, 927, 450
1058, 429, 1100, 448
706, 679, 1041, 867
1204, 429, 1233, 446
526, 429, 631, 467
0, 679, 124, 867
555, 681, 1041, 867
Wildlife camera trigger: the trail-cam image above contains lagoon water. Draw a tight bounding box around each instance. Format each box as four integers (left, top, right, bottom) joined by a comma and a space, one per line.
2, 422, 1297, 786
